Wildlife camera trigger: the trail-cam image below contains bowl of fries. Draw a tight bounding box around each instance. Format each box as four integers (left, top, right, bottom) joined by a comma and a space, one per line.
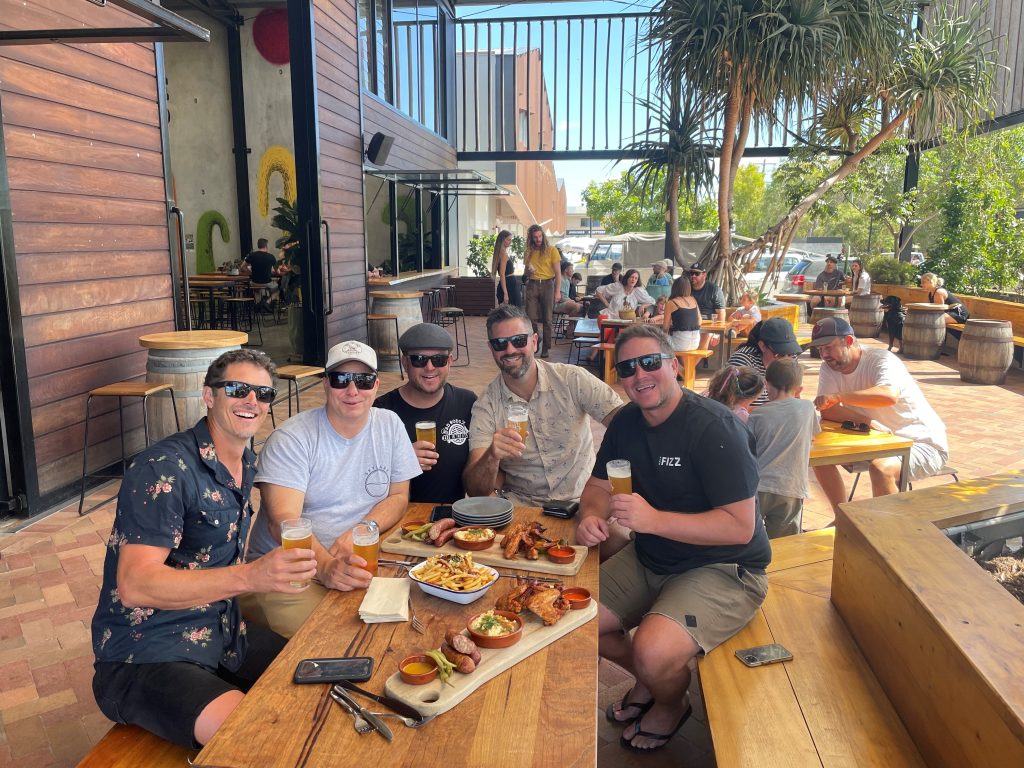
408, 554, 499, 604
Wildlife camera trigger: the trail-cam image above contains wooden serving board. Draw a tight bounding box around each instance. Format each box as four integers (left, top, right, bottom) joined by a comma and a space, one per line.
380, 532, 588, 576
384, 601, 598, 717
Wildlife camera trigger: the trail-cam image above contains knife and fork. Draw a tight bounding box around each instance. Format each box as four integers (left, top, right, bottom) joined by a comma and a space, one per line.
328, 683, 433, 738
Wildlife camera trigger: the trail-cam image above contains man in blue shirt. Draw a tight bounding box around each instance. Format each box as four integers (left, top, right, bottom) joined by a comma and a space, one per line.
90, 350, 316, 748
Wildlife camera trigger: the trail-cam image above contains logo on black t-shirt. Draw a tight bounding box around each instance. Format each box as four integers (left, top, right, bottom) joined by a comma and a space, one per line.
658, 456, 682, 467
442, 420, 469, 446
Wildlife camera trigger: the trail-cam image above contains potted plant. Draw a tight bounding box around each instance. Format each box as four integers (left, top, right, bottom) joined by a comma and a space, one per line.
452, 233, 525, 315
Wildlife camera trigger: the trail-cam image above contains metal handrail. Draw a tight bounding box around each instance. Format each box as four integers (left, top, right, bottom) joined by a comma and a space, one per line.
169, 206, 191, 330
321, 219, 333, 316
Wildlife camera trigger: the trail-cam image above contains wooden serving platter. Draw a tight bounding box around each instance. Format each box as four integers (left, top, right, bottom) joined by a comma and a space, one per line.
384, 601, 598, 717
380, 532, 588, 576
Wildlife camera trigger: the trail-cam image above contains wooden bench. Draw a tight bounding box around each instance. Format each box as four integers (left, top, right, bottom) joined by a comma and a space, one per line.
698, 529, 927, 766
947, 321, 1024, 366
76, 724, 194, 767
596, 343, 713, 389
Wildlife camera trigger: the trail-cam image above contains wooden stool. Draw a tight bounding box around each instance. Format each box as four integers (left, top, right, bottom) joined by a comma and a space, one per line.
79, 381, 180, 516
367, 314, 405, 378
276, 365, 325, 417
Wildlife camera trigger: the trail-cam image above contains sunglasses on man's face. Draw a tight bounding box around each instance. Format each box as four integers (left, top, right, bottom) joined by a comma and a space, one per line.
614, 353, 673, 379
210, 380, 277, 404
327, 371, 379, 390
407, 353, 450, 368
488, 333, 531, 352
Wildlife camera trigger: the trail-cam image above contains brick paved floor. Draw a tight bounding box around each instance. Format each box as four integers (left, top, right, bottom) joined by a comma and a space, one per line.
1, 314, 1021, 767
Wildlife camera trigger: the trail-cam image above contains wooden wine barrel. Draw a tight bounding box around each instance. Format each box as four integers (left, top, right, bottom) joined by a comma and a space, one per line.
903, 303, 949, 360
809, 307, 850, 359
958, 319, 1014, 384
368, 291, 422, 371
849, 293, 883, 338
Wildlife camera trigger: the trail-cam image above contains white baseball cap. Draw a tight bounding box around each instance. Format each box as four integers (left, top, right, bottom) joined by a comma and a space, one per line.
325, 340, 377, 372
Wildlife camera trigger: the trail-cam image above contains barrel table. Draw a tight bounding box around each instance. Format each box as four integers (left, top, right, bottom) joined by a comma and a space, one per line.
809, 307, 850, 358
958, 319, 1014, 384
139, 330, 248, 439
368, 291, 422, 371
903, 303, 948, 360
849, 293, 883, 338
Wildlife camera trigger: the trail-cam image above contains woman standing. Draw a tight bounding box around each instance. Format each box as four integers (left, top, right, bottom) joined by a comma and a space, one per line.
662, 276, 701, 351
490, 230, 521, 307
849, 259, 872, 295
921, 272, 969, 325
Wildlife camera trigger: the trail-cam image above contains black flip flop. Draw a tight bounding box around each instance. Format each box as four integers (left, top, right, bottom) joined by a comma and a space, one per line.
619, 703, 693, 753
604, 690, 654, 726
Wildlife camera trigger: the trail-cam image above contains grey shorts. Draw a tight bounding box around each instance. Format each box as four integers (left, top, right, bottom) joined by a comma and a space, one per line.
844, 441, 947, 483
601, 543, 768, 653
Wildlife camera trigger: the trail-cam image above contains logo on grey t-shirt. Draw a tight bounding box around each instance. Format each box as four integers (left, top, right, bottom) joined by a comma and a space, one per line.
365, 466, 390, 497
442, 419, 469, 446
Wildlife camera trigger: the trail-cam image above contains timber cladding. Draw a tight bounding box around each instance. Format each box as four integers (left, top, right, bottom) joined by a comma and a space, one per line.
1, 0, 175, 499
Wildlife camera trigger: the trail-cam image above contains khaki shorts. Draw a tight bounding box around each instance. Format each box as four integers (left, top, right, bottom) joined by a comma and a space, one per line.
239, 582, 328, 639
758, 491, 803, 539
601, 543, 767, 653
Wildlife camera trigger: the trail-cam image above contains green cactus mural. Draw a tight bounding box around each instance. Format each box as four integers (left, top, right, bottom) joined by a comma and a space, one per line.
196, 210, 230, 273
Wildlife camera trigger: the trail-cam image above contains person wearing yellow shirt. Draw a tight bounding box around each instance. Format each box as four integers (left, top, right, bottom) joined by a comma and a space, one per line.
522, 224, 562, 357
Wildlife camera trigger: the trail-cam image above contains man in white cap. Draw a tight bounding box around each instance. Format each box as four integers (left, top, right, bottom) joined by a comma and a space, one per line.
809, 316, 948, 516
241, 340, 421, 637
375, 323, 477, 504
646, 259, 673, 290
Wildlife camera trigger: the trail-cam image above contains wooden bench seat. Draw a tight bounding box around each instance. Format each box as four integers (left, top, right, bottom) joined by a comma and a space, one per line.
698, 529, 927, 767
76, 724, 193, 767
595, 343, 712, 389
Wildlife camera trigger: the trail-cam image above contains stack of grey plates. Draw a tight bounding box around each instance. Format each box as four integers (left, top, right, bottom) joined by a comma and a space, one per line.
452, 497, 514, 529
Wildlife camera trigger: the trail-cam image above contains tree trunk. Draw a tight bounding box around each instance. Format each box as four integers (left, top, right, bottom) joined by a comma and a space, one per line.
716, 80, 743, 266
666, 169, 682, 264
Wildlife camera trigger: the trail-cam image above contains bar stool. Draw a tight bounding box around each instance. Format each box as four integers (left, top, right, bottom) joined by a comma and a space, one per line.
78, 381, 180, 516
436, 308, 469, 366
367, 314, 405, 379
219, 296, 264, 346
275, 365, 326, 417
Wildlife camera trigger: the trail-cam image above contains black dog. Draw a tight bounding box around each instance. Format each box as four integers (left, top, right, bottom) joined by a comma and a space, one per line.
880, 295, 905, 352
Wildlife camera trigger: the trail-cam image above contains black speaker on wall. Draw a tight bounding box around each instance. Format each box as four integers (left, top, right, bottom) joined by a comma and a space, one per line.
365, 132, 394, 166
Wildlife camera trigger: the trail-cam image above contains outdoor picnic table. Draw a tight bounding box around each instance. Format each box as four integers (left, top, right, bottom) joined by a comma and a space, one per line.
809, 420, 914, 491
802, 288, 853, 307
192, 504, 599, 768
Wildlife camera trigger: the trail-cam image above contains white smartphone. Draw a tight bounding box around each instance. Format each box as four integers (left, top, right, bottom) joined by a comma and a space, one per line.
735, 643, 793, 667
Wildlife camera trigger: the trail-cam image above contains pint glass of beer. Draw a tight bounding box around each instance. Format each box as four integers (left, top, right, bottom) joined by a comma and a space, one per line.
352, 520, 380, 577
606, 460, 632, 496
415, 420, 437, 445
281, 518, 314, 589
506, 403, 529, 440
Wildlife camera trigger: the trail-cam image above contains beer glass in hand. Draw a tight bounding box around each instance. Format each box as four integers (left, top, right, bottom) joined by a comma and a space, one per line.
352, 520, 380, 577
506, 403, 529, 441
415, 420, 436, 446
607, 460, 632, 496
281, 518, 314, 589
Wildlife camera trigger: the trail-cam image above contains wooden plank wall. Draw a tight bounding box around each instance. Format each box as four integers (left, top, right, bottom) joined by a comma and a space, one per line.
0, 0, 174, 499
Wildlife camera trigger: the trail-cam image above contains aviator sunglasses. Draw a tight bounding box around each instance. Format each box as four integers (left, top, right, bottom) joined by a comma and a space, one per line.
210, 380, 277, 403
407, 353, 451, 368
488, 333, 531, 352
327, 371, 379, 390
614, 353, 673, 379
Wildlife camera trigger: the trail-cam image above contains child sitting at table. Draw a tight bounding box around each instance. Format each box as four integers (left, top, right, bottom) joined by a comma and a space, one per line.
705, 365, 763, 423
748, 359, 821, 538
645, 296, 668, 324
726, 291, 761, 338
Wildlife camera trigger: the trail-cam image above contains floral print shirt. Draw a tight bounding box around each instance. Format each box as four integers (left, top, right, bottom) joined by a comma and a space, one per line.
90, 418, 257, 671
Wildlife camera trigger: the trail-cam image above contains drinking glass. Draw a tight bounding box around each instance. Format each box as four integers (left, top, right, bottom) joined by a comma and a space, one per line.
606, 460, 633, 496
352, 520, 380, 576
280, 518, 314, 589
506, 403, 529, 440
415, 420, 437, 445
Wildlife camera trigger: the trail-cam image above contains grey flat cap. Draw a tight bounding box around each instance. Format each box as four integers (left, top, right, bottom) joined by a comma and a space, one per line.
399, 322, 454, 352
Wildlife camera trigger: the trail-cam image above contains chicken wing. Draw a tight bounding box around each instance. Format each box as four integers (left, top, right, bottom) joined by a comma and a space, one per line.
525, 584, 570, 625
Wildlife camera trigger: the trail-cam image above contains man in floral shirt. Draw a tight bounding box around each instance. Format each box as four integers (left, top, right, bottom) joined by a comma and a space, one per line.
90, 350, 317, 748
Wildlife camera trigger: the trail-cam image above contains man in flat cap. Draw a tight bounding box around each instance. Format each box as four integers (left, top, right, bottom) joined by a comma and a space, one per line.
375, 323, 477, 504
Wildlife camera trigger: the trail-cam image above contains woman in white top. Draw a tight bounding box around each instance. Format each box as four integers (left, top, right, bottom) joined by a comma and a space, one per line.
596, 268, 654, 316
849, 259, 872, 295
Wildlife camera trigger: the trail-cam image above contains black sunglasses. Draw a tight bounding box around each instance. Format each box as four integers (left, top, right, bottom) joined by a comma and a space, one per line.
327, 371, 378, 390
407, 353, 450, 368
615, 353, 673, 379
488, 334, 531, 352
841, 421, 870, 433
210, 380, 277, 404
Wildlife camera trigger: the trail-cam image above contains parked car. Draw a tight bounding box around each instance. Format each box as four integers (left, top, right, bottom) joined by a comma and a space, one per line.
744, 252, 803, 297
784, 255, 836, 293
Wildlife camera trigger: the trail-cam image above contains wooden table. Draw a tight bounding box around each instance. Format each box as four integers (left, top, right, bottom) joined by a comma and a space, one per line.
188, 276, 247, 328
810, 420, 914, 491
193, 504, 600, 767
803, 288, 852, 307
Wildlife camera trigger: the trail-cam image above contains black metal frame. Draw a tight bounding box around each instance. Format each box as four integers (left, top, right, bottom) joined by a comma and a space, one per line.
227, 19, 254, 260
0, 0, 210, 45
0, 92, 38, 517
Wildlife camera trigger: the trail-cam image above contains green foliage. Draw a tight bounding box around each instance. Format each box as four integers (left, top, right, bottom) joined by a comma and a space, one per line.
271, 197, 299, 262
466, 233, 524, 278
863, 254, 919, 286
583, 170, 716, 235
195, 210, 230, 274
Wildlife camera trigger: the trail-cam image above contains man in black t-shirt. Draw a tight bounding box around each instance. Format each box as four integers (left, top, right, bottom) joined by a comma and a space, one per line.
243, 238, 279, 306
374, 323, 476, 504
577, 324, 770, 753
599, 262, 622, 287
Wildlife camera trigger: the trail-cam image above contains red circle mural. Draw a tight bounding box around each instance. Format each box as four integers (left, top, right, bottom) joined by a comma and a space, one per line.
253, 9, 289, 65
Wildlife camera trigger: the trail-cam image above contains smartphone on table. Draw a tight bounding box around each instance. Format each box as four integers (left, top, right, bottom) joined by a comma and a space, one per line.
430, 505, 454, 522
293, 656, 374, 684
735, 644, 793, 667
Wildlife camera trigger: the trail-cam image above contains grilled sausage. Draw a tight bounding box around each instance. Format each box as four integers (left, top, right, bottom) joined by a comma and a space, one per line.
434, 527, 460, 547
445, 630, 480, 662
428, 518, 456, 543
441, 642, 476, 674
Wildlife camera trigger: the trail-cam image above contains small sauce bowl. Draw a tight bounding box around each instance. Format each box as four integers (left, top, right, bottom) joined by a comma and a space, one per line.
562, 587, 592, 610
399, 654, 438, 685
401, 520, 427, 536
546, 545, 576, 564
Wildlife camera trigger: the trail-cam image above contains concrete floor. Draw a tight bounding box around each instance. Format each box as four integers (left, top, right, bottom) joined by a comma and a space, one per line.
2, 313, 1023, 767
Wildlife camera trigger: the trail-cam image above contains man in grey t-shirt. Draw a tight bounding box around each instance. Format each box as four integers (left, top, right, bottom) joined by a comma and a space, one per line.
241, 341, 420, 637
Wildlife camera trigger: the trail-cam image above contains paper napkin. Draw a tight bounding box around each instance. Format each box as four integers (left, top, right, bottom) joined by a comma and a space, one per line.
358, 577, 411, 624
